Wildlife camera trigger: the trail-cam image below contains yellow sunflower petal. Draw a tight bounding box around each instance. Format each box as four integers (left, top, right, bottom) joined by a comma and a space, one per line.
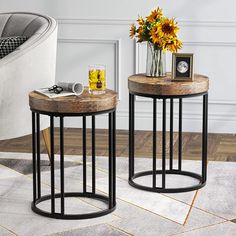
146, 7, 163, 23
156, 18, 179, 39
137, 16, 145, 26
129, 24, 136, 39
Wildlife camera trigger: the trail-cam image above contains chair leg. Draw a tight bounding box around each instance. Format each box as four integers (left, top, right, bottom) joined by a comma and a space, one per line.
42, 127, 51, 162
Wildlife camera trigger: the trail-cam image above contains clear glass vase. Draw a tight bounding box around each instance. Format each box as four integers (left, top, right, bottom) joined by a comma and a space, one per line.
146, 42, 166, 77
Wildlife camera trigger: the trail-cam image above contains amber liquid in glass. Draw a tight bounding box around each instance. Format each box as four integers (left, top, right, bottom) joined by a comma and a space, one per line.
89, 65, 106, 94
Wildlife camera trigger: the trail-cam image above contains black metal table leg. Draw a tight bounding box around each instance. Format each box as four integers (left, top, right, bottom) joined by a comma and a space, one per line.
129, 93, 135, 179
153, 98, 157, 188
178, 98, 182, 171
205, 94, 208, 181
92, 115, 96, 194
83, 116, 87, 193
36, 113, 41, 199
169, 99, 174, 170
60, 116, 65, 215
112, 110, 116, 206
128, 93, 208, 193
50, 116, 55, 214
162, 99, 166, 189
31, 109, 117, 219
32, 112, 37, 203
202, 94, 208, 182
108, 112, 114, 209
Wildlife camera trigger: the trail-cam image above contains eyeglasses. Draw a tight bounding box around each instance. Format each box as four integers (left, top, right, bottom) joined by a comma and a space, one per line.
48, 85, 63, 94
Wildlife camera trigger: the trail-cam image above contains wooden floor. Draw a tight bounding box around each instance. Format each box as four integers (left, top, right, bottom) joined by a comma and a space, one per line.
0, 128, 235, 162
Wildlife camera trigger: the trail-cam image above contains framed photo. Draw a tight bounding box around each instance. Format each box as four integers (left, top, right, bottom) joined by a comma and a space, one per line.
172, 53, 194, 81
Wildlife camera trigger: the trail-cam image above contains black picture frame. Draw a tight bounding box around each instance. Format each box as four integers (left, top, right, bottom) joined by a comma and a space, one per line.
172, 53, 194, 81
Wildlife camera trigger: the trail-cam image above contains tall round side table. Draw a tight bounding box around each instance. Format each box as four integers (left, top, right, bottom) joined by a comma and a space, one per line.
128, 73, 209, 193
29, 88, 118, 219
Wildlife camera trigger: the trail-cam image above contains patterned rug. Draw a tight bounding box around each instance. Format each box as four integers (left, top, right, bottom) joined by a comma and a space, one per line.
0, 152, 235, 236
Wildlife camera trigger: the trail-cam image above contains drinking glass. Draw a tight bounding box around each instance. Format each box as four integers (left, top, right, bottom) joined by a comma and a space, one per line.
88, 65, 106, 94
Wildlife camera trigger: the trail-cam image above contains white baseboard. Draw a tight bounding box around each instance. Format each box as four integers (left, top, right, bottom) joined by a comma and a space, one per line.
55, 111, 236, 134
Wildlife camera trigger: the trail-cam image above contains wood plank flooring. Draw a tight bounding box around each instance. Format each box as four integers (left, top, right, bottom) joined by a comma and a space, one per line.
0, 128, 235, 162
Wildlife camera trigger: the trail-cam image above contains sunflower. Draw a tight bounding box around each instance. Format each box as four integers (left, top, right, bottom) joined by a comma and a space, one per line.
129, 24, 136, 39
137, 25, 145, 42
137, 16, 145, 26
146, 7, 163, 23
129, 7, 182, 53
150, 24, 161, 44
156, 18, 179, 39
159, 37, 182, 53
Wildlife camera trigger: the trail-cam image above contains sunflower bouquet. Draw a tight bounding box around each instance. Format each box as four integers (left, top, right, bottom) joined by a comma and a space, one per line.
130, 7, 182, 77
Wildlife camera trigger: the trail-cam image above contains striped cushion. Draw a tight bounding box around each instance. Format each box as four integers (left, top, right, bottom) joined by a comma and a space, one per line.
0, 36, 28, 59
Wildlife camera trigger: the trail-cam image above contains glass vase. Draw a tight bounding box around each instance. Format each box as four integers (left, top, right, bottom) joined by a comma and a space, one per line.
146, 42, 166, 77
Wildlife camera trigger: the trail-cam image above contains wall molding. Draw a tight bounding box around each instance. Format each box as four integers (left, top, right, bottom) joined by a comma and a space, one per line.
57, 38, 121, 98
117, 109, 236, 121
179, 20, 236, 28
58, 18, 133, 26
58, 19, 236, 47
57, 18, 236, 28
115, 109, 236, 133
184, 41, 236, 47
135, 97, 236, 105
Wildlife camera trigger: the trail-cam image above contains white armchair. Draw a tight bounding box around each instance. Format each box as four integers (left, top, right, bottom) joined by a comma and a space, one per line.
0, 12, 57, 143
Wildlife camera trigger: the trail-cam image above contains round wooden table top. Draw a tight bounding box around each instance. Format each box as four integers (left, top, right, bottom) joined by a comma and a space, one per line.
29, 88, 118, 114
128, 73, 209, 97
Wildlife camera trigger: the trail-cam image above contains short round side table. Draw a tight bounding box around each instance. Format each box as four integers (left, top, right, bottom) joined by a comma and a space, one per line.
128, 73, 209, 193
29, 88, 118, 219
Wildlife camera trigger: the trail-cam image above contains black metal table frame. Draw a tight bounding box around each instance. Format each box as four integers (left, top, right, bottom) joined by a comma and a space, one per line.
31, 108, 116, 219
129, 92, 208, 193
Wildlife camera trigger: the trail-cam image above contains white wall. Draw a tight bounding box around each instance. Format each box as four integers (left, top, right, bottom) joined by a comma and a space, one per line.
1, 0, 236, 133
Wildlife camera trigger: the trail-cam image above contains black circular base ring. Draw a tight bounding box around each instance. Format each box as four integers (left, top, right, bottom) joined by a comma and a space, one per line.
31, 192, 116, 220
129, 169, 206, 193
